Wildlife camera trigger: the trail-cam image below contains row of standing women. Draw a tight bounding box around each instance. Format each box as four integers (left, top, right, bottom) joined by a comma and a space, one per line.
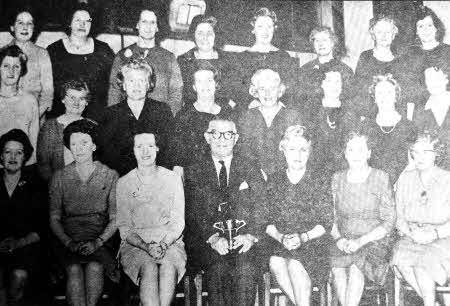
0, 3, 450, 306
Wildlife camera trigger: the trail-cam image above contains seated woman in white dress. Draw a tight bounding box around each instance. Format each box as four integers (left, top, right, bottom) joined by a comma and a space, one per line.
116, 130, 186, 306
392, 131, 450, 306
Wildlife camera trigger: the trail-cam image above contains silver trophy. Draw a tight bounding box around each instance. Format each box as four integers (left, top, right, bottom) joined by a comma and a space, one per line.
213, 219, 246, 250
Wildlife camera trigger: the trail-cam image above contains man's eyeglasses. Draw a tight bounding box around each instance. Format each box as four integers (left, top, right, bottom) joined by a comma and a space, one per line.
206, 130, 236, 140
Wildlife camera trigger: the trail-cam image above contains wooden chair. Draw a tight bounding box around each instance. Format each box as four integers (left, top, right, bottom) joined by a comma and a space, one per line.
263, 271, 331, 306
329, 269, 395, 306
394, 273, 450, 306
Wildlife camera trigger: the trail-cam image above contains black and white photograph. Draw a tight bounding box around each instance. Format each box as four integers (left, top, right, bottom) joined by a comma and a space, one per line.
0, 0, 450, 305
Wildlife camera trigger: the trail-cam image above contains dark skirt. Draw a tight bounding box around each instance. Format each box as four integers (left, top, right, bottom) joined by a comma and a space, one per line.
0, 243, 41, 274
53, 239, 118, 282
270, 234, 332, 284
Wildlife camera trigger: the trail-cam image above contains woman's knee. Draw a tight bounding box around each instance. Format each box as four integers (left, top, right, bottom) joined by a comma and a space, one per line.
270, 256, 287, 272
66, 264, 83, 279
139, 261, 158, 279
287, 260, 311, 288
85, 261, 104, 275
10, 269, 28, 285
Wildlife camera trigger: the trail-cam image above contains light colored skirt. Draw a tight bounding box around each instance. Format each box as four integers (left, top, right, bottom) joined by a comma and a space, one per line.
120, 239, 187, 285
392, 236, 450, 286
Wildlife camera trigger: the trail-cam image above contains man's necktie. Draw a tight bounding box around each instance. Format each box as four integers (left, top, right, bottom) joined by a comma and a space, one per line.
219, 160, 227, 188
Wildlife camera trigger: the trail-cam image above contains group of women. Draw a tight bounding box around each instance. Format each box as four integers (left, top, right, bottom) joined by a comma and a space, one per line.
0, 2, 450, 306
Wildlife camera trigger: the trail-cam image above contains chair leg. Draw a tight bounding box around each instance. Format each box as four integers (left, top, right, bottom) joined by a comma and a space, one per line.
184, 276, 190, 306
195, 273, 203, 306
263, 272, 271, 306
394, 275, 405, 306
319, 283, 327, 306
327, 279, 333, 306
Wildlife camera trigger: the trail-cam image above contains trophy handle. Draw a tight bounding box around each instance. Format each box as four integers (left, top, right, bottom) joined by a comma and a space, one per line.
213, 222, 225, 233
234, 220, 246, 232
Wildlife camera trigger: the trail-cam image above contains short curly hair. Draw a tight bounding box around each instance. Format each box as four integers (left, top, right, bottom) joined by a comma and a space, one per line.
63, 119, 99, 150
279, 125, 312, 152
368, 74, 401, 105
117, 59, 156, 93
60, 79, 90, 104
344, 130, 376, 152
0, 45, 28, 78
411, 130, 446, 160
0, 129, 34, 164
415, 5, 446, 43
369, 14, 398, 40
251, 7, 278, 28
309, 26, 347, 60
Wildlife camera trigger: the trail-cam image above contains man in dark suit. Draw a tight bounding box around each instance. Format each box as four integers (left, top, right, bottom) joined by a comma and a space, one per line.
184, 116, 266, 306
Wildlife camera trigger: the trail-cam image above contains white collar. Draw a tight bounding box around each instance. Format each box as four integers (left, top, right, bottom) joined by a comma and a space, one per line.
211, 155, 233, 183
248, 100, 286, 109
425, 92, 450, 110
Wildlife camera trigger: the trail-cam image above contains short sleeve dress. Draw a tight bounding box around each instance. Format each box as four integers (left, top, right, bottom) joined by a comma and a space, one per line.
330, 168, 396, 285
392, 167, 450, 286
116, 167, 186, 285
265, 169, 333, 284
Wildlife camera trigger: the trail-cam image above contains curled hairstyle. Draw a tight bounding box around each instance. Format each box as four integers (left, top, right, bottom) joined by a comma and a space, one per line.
63, 119, 99, 150
117, 59, 156, 93
132, 127, 160, 149
9, 8, 39, 43
193, 60, 220, 86
60, 79, 90, 104
369, 74, 401, 104
66, 3, 96, 36
0, 45, 28, 78
369, 14, 398, 39
345, 130, 375, 152
415, 5, 446, 43
279, 125, 312, 152
251, 7, 278, 28
411, 130, 446, 159
249, 68, 285, 98
0, 129, 34, 164
189, 15, 217, 39
309, 26, 347, 59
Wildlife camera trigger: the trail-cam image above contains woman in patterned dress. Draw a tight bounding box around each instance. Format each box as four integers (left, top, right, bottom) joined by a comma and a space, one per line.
392, 131, 450, 306
330, 131, 396, 306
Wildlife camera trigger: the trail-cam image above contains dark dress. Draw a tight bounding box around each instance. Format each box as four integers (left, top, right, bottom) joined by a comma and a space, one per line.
0, 168, 46, 274
98, 98, 174, 176
47, 39, 114, 121
297, 58, 355, 115
228, 50, 298, 110
361, 117, 417, 184
237, 106, 306, 178
307, 99, 359, 174
414, 107, 450, 171
354, 50, 401, 117
265, 169, 333, 284
172, 101, 235, 168
396, 43, 450, 111
177, 48, 234, 105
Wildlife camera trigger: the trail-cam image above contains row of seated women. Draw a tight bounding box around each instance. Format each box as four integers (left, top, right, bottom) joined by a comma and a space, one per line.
0, 3, 450, 306
2, 116, 450, 306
